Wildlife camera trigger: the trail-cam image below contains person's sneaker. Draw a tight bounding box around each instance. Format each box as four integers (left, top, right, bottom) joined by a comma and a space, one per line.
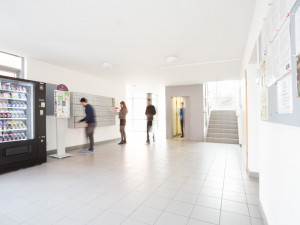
118, 141, 124, 145
146, 140, 150, 144
123, 140, 127, 144
88, 149, 94, 152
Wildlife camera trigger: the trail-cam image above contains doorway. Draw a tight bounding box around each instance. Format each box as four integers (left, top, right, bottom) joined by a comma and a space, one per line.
171, 97, 189, 139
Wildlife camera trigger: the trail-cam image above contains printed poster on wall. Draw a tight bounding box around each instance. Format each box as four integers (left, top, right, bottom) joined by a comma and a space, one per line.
259, 59, 269, 120
54, 90, 70, 118
277, 73, 293, 114
272, 19, 292, 82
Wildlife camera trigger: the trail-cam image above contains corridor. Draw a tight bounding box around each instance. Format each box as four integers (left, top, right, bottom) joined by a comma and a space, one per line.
0, 138, 261, 225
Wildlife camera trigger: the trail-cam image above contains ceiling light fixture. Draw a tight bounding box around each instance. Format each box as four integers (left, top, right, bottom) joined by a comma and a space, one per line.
166, 56, 179, 63
102, 62, 113, 69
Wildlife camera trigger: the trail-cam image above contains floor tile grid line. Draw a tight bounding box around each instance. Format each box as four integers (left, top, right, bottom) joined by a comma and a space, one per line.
62, 151, 175, 225
150, 174, 190, 225
19, 176, 126, 225
185, 151, 217, 225
32, 157, 163, 224
218, 148, 228, 225
118, 169, 189, 224
1, 203, 48, 225
238, 148, 254, 225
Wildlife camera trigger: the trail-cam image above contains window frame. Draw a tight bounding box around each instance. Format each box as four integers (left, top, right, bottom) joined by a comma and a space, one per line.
0, 52, 25, 79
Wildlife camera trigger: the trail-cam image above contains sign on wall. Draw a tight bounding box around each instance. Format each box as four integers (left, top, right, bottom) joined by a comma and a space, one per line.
54, 90, 70, 118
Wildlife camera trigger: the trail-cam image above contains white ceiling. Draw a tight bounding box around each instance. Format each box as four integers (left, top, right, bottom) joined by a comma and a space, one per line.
0, 0, 255, 85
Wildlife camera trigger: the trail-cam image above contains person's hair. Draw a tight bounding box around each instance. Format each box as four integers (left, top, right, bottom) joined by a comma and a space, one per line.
120, 101, 127, 108
147, 98, 152, 103
181, 102, 184, 105
80, 98, 87, 103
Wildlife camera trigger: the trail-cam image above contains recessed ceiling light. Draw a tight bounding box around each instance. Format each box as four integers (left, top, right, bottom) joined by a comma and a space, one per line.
102, 62, 113, 69
166, 56, 179, 63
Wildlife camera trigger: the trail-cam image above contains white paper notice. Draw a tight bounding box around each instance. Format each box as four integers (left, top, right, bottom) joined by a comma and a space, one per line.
270, 18, 292, 84
277, 74, 293, 114
296, 7, 300, 55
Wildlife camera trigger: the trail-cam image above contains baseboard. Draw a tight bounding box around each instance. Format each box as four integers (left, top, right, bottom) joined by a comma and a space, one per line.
47, 138, 119, 156
259, 199, 269, 225
248, 171, 259, 178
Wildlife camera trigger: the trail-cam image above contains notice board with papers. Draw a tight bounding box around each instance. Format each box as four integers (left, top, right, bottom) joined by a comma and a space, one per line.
258, 0, 300, 126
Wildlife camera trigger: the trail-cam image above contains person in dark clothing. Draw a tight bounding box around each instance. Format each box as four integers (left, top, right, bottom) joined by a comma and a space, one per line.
180, 102, 184, 138
77, 98, 96, 152
145, 98, 156, 144
118, 101, 128, 145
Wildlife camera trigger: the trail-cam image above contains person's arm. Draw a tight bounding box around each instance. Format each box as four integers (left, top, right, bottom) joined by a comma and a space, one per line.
153, 106, 156, 115
79, 117, 86, 122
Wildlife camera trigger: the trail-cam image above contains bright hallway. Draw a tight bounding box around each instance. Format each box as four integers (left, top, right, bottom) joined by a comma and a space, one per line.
0, 0, 300, 225
0, 137, 260, 225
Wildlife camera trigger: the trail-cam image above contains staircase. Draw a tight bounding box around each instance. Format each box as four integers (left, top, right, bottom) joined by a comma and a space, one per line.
206, 110, 239, 144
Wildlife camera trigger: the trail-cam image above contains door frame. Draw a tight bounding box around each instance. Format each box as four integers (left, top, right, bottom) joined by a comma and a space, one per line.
245, 70, 249, 171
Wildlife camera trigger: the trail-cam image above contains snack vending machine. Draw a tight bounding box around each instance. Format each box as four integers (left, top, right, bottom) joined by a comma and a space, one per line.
0, 75, 46, 173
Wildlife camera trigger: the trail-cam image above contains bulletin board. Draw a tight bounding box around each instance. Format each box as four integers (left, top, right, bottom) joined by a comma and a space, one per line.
54, 90, 70, 118
258, 0, 300, 126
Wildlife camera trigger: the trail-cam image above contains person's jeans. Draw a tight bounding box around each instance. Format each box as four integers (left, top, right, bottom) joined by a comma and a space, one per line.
181, 119, 184, 136
147, 120, 154, 142
86, 123, 96, 150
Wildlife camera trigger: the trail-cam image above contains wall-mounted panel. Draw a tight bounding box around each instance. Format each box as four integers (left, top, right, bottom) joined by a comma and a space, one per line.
68, 92, 116, 128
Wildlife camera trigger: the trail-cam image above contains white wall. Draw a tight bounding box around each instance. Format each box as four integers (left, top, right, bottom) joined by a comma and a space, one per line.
245, 64, 260, 173
240, 1, 300, 224
26, 58, 125, 151
165, 84, 204, 141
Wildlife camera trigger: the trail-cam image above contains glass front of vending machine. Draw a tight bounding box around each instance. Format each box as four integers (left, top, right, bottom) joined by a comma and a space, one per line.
0, 77, 34, 142
0, 75, 47, 173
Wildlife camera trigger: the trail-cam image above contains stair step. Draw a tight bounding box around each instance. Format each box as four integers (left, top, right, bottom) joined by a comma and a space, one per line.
208, 128, 239, 134
211, 110, 236, 114
209, 124, 238, 129
206, 137, 239, 144
210, 115, 237, 119
209, 120, 237, 125
207, 132, 239, 139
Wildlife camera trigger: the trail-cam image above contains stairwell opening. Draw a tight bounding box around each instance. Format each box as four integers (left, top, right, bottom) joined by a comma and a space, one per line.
204, 80, 240, 144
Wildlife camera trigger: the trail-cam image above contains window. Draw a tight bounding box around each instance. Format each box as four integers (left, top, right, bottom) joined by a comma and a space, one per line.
205, 80, 240, 110
126, 93, 158, 132
0, 51, 24, 78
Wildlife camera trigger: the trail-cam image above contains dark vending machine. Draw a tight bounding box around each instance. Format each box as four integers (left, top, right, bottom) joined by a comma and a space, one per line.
0, 75, 46, 173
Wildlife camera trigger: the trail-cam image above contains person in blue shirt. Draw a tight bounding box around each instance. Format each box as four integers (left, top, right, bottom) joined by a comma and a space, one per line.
77, 98, 96, 151
180, 102, 184, 138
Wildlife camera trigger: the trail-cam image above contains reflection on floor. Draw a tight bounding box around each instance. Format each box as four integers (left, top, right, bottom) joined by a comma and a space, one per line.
0, 137, 262, 225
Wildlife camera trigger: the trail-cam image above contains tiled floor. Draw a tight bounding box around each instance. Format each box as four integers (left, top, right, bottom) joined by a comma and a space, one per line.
0, 135, 262, 225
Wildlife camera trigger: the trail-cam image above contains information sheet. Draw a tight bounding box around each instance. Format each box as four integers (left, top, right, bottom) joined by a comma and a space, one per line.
259, 59, 269, 120
277, 73, 293, 114
54, 90, 70, 118
269, 19, 292, 84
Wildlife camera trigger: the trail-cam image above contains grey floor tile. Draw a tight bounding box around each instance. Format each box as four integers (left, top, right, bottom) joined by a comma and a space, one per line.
220, 211, 251, 225
191, 205, 220, 224
187, 219, 215, 225
221, 199, 249, 216
129, 205, 162, 224
196, 195, 222, 209
165, 200, 194, 217
251, 217, 265, 225
0, 139, 261, 225
155, 212, 189, 225
248, 204, 262, 219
